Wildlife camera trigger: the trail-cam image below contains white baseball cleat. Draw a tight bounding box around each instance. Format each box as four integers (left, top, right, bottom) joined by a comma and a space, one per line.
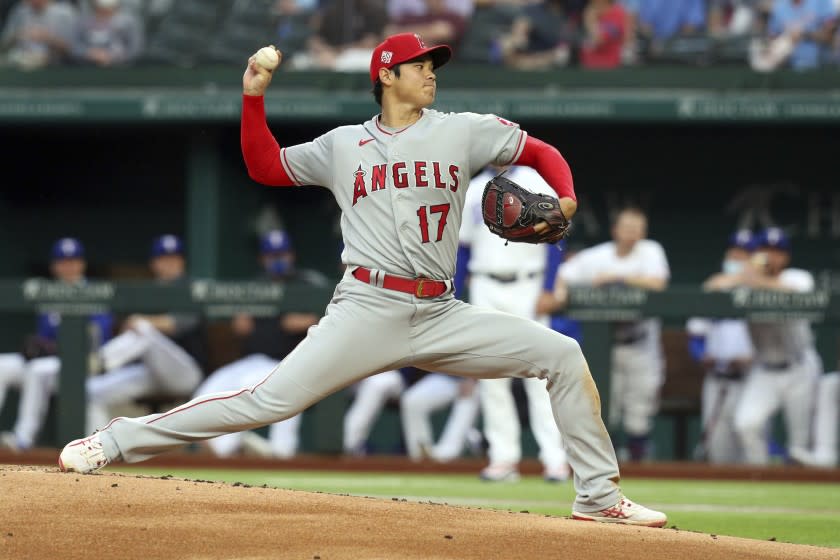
58, 433, 110, 474
572, 495, 667, 528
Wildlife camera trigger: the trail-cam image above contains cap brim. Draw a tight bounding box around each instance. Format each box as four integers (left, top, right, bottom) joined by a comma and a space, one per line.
398, 44, 452, 71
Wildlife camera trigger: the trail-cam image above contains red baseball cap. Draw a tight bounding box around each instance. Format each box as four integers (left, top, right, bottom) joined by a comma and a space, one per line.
369, 33, 452, 84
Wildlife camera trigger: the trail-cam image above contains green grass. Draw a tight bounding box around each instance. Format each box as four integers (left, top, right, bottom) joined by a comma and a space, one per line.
114, 467, 840, 549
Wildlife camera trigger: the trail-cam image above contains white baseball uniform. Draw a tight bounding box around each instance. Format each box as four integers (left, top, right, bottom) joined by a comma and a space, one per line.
87, 316, 204, 431
807, 371, 839, 467
0, 353, 26, 417
343, 369, 405, 455
558, 238, 670, 449
194, 354, 301, 458
686, 318, 753, 464
734, 268, 822, 465
400, 373, 480, 461
459, 166, 567, 477
96, 106, 624, 513
3, 311, 111, 449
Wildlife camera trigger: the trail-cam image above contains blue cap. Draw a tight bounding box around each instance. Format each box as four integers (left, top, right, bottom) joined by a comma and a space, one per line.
51, 237, 85, 260
728, 229, 756, 251
260, 230, 292, 254
756, 227, 791, 251
151, 234, 184, 257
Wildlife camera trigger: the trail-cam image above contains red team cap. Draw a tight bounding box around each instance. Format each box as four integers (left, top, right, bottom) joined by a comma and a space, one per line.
370, 33, 452, 84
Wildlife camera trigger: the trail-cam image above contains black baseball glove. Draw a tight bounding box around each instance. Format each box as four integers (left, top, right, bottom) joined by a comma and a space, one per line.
481, 172, 571, 244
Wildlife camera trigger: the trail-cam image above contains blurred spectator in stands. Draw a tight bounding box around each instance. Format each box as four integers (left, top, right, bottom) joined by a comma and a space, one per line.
0, 0, 77, 69
271, 0, 319, 59
70, 0, 143, 66
708, 0, 766, 38
624, 0, 705, 40
580, 0, 627, 68
388, 0, 473, 20
497, 0, 581, 69
291, 0, 386, 70
622, 0, 705, 60
385, 0, 468, 49
750, 0, 836, 71
274, 0, 319, 15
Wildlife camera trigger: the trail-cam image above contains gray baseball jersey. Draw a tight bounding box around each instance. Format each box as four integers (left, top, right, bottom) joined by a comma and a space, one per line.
280, 110, 525, 279
97, 108, 625, 514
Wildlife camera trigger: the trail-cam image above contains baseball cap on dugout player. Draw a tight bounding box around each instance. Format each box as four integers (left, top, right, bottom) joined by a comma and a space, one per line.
755, 227, 791, 251
728, 229, 756, 251
151, 234, 184, 257
260, 230, 292, 254
50, 237, 85, 260
370, 33, 452, 84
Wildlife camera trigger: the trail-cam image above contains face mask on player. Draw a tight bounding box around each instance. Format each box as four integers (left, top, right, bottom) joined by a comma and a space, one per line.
722, 259, 744, 275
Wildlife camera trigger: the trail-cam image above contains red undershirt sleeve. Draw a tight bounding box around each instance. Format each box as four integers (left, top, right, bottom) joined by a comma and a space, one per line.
514, 135, 576, 201
241, 94, 295, 186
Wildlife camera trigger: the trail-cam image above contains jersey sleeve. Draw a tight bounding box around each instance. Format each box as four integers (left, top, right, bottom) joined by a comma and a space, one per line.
643, 241, 671, 279
279, 130, 335, 189
465, 113, 527, 172
558, 251, 590, 284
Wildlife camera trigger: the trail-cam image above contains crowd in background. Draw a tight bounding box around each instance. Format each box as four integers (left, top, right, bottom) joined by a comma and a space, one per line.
2, 0, 840, 71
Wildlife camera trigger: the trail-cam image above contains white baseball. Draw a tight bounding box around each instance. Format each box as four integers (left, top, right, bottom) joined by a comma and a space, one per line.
255, 47, 279, 70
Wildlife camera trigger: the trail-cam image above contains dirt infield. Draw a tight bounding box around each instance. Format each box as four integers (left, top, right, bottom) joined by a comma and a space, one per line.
3, 448, 840, 482
1, 465, 838, 560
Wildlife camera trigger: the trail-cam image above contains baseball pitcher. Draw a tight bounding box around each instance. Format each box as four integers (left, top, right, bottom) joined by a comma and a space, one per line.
58, 33, 666, 527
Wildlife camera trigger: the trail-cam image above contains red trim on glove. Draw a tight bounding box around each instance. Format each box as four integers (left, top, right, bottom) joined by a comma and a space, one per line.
241, 95, 295, 186
514, 135, 576, 201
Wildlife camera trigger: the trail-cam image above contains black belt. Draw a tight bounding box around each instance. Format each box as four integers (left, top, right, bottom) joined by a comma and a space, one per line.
479, 271, 540, 283
711, 367, 746, 380
762, 362, 791, 371
614, 332, 647, 345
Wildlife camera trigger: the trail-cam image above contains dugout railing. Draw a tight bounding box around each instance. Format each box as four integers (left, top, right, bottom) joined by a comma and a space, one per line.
0, 279, 837, 453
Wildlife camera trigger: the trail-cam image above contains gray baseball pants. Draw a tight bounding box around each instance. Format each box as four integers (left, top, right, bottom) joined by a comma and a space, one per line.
101, 270, 622, 512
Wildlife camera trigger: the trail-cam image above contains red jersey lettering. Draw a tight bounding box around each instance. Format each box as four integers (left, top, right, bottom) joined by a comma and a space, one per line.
393, 162, 408, 188
414, 161, 428, 187
432, 162, 446, 189
448, 165, 460, 192
371, 164, 387, 191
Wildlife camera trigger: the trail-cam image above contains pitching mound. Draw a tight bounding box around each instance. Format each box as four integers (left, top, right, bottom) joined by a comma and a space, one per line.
0, 465, 835, 560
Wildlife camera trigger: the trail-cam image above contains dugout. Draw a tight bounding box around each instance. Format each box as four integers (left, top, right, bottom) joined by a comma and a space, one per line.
1, 66, 839, 458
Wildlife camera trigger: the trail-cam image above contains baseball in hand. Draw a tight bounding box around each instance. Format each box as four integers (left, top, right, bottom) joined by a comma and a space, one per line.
255, 47, 279, 70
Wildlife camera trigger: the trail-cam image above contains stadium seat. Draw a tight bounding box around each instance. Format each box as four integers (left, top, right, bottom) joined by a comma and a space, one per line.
202, 0, 312, 65
141, 0, 232, 66
649, 36, 713, 66
458, 5, 523, 64
714, 36, 752, 66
